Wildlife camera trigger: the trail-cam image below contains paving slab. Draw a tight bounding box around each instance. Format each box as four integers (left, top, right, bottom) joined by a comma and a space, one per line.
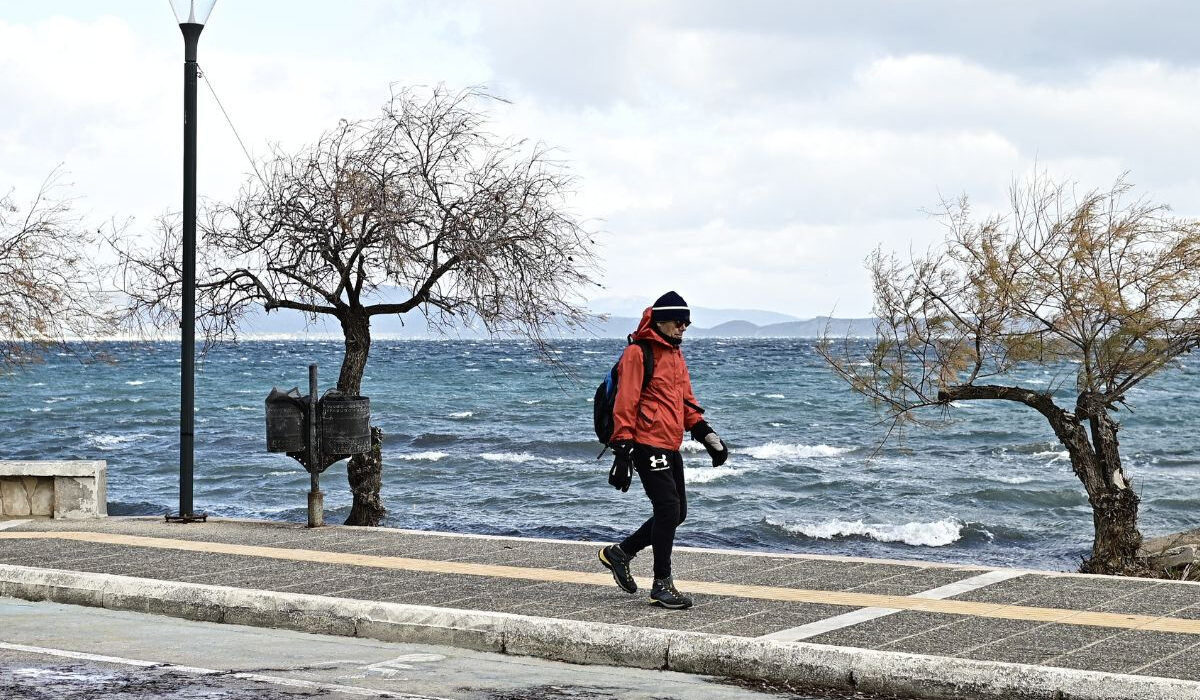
1049, 629, 1200, 674
2, 516, 1200, 700
879, 615, 1045, 657
960, 622, 1121, 665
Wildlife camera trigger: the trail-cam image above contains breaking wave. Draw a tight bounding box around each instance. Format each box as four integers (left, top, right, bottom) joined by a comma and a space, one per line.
686, 466, 751, 484
741, 442, 854, 460
768, 517, 965, 547
394, 451, 450, 461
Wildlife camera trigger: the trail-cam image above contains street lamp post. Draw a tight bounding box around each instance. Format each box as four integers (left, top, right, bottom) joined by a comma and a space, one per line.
168, 0, 216, 523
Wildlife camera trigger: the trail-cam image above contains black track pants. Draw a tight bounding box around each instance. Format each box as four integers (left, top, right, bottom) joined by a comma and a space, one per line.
619, 446, 686, 580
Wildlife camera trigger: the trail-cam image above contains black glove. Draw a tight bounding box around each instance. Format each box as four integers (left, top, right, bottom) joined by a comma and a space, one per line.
608, 440, 634, 492
689, 421, 729, 467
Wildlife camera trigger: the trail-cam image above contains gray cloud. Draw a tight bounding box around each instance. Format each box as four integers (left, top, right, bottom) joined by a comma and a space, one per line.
467, 0, 1200, 111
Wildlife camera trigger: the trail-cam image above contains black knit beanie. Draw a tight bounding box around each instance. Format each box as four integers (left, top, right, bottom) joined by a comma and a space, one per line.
651, 291, 690, 324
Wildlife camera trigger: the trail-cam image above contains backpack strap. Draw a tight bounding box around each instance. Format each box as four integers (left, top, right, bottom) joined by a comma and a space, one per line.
597, 339, 656, 459
633, 338, 654, 390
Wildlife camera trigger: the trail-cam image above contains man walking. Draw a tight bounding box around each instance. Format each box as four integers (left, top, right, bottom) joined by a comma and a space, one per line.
598, 291, 729, 609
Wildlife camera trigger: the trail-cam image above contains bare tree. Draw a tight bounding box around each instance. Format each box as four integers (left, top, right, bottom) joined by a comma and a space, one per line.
116, 85, 600, 526
0, 169, 116, 368
819, 174, 1200, 576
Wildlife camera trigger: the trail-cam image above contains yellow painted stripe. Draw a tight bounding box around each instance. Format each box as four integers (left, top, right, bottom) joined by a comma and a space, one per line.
1, 531, 1196, 635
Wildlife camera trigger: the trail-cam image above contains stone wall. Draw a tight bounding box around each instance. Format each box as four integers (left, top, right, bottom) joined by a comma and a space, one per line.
0, 461, 106, 519
0, 476, 55, 517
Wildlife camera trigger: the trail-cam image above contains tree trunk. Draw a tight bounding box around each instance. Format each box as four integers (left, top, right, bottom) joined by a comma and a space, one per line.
1045, 394, 1141, 574
336, 311, 371, 396
1071, 395, 1142, 574
337, 310, 387, 526
346, 427, 385, 526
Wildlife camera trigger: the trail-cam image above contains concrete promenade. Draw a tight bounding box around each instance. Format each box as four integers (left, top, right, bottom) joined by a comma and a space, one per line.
1, 517, 1199, 699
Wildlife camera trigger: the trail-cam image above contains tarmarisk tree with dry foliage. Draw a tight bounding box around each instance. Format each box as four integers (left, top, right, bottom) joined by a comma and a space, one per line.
0, 169, 115, 368
116, 85, 599, 526
820, 175, 1200, 576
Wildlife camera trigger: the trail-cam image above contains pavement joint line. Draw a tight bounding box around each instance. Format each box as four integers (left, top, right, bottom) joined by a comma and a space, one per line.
760, 569, 1028, 642
1038, 625, 1131, 670
0, 641, 443, 699
1127, 635, 1200, 675
6, 531, 1200, 639
878, 615, 998, 656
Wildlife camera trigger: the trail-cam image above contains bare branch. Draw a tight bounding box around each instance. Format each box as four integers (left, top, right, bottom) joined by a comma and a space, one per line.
0, 168, 117, 368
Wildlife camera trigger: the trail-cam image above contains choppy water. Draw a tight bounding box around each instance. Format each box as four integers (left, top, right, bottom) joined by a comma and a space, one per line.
3, 338, 1199, 572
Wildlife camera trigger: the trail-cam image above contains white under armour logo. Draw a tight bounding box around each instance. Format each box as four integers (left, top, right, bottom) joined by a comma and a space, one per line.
649, 455, 669, 470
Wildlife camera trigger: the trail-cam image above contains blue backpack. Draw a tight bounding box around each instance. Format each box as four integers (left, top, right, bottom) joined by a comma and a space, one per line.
593, 337, 654, 454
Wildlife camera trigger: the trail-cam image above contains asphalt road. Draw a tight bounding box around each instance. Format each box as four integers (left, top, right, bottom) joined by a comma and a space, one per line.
0, 597, 904, 700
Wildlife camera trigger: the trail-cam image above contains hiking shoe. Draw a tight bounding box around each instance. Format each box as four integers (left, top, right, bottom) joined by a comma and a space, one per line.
599, 544, 637, 594
650, 576, 693, 609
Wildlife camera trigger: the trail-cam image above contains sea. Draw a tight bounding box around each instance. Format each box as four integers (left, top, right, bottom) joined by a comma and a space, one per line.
3, 337, 1200, 573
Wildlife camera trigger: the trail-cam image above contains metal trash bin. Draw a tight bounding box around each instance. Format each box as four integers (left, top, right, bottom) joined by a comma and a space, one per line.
265, 387, 306, 453
318, 391, 371, 455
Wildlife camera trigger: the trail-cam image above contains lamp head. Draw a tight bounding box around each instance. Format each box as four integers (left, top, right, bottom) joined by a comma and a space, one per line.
169, 0, 217, 26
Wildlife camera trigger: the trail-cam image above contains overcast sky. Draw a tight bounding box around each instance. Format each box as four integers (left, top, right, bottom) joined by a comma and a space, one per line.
4, 1, 1200, 318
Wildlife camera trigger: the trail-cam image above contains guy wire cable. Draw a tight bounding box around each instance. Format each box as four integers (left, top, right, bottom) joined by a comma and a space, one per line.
197, 64, 266, 188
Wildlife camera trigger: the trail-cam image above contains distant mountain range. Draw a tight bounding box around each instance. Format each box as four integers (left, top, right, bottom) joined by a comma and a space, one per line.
692, 317, 877, 338
232, 287, 875, 338
238, 306, 876, 339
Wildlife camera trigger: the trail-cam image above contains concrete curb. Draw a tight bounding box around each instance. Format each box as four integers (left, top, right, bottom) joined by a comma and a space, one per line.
1, 564, 1198, 700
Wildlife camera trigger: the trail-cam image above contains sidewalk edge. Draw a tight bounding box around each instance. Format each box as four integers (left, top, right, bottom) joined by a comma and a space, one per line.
0, 564, 1196, 700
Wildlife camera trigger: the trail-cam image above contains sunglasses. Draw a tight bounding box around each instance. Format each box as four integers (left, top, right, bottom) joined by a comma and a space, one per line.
667, 320, 691, 329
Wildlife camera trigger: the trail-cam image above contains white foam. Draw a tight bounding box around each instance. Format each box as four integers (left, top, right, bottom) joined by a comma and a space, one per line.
266, 470, 298, 477
479, 452, 538, 464
479, 452, 575, 465
770, 517, 963, 547
448, 411, 474, 419
763, 393, 786, 399
28, 408, 50, 413
395, 451, 449, 461
986, 474, 1036, 485
1034, 450, 1069, 463
686, 466, 750, 484
86, 433, 151, 449
741, 442, 853, 460
125, 380, 148, 386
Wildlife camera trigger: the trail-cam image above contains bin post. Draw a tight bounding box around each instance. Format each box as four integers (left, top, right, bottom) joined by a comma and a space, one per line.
306, 363, 323, 527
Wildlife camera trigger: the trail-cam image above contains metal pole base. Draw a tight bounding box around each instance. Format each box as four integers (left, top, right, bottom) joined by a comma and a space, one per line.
307, 491, 324, 528
165, 512, 208, 524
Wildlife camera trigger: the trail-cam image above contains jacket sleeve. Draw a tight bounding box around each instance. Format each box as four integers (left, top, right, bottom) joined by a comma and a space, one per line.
610, 344, 646, 443
681, 358, 706, 431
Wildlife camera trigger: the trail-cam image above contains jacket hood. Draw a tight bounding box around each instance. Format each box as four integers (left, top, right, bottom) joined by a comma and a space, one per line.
632, 307, 674, 347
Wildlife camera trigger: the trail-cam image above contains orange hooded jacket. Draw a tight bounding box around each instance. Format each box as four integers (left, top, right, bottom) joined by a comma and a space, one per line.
610, 307, 705, 451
